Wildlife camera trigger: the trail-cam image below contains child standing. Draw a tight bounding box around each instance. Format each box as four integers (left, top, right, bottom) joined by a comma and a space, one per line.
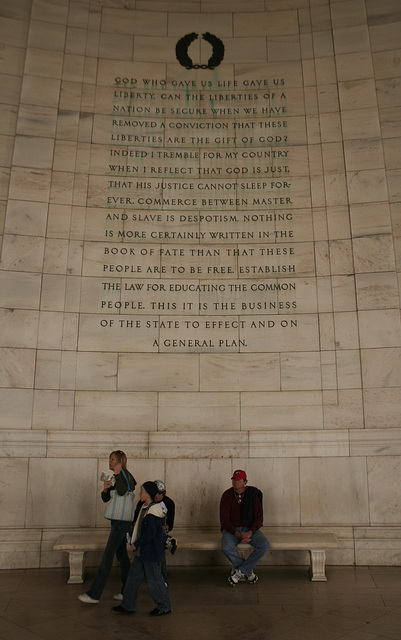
112, 481, 172, 616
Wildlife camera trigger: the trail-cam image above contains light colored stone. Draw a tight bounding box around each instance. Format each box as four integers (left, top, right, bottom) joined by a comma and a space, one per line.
324, 172, 348, 205
350, 202, 392, 236
75, 352, 118, 391
26, 458, 98, 527
0, 389, 34, 429
312, 32, 334, 58
20, 75, 61, 109
359, 309, 401, 348
369, 19, 401, 52
74, 391, 157, 431
0, 431, 46, 458
347, 169, 388, 204
0, 135, 14, 168
280, 351, 322, 390
250, 430, 349, 458
166, 458, 231, 526
1, 234, 45, 272
350, 429, 401, 456
150, 431, 248, 459
8, 167, 51, 202
200, 353, 279, 391
318, 312, 336, 351
242, 314, 319, 353
373, 49, 401, 80
47, 431, 149, 459
323, 389, 364, 429
235, 457, 301, 525
119, 353, 199, 391
158, 391, 240, 431
356, 272, 400, 310
0, 74, 22, 106
363, 388, 401, 428
326, 206, 351, 240
341, 108, 381, 140
0, 271, 41, 309
335, 51, 374, 82
235, 11, 300, 37
34, 350, 62, 390
33, 390, 74, 430
331, 276, 356, 312
355, 527, 401, 566
336, 350, 362, 389
0, 1, 401, 571
333, 25, 370, 55
353, 236, 396, 273
0, 529, 42, 570
16, 104, 58, 138
242, 390, 323, 430
0, 309, 39, 348
344, 138, 385, 172
361, 347, 401, 388
78, 313, 159, 352
40, 275, 67, 312
300, 457, 369, 524
37, 312, 64, 350
4, 200, 48, 237
0, 347, 35, 388
319, 113, 342, 143
333, 311, 359, 349
367, 456, 401, 524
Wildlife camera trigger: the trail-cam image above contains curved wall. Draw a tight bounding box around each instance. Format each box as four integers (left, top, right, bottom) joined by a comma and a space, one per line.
0, 0, 400, 568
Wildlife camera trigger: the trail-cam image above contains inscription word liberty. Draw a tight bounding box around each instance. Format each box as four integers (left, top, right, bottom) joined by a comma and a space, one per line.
84, 72, 317, 352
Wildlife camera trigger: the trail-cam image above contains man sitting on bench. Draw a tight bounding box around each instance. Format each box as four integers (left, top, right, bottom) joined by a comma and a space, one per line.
220, 469, 270, 586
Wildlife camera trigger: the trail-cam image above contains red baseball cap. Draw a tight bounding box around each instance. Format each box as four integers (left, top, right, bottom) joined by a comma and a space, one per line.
231, 469, 247, 481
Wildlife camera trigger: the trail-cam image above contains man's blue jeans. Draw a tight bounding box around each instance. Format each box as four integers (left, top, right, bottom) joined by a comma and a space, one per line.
121, 555, 172, 612
221, 527, 270, 577
87, 519, 131, 600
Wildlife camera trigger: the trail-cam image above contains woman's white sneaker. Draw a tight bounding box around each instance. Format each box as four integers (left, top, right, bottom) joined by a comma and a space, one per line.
78, 593, 99, 604
113, 593, 124, 601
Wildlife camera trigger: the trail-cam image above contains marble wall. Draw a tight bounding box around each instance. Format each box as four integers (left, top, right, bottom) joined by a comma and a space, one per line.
0, 0, 400, 570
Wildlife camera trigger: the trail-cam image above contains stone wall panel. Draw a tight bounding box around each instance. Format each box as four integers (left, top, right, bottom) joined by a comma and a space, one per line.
0, 0, 400, 569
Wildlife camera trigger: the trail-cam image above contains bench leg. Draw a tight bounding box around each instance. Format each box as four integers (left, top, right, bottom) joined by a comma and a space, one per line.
67, 551, 87, 584
308, 550, 327, 582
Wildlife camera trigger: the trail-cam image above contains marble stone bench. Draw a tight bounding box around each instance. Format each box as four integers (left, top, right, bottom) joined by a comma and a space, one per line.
53, 528, 339, 584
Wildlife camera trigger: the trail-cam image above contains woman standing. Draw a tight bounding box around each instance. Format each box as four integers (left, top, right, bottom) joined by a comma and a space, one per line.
78, 450, 136, 604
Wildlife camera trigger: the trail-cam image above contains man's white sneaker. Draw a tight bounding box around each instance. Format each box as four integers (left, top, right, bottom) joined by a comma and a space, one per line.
247, 572, 258, 584
228, 569, 245, 586
230, 568, 246, 582
113, 593, 123, 601
78, 593, 99, 604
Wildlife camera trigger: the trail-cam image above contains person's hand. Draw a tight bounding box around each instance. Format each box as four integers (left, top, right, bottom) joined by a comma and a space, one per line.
103, 480, 112, 490
130, 543, 136, 551
114, 463, 122, 475
238, 531, 252, 542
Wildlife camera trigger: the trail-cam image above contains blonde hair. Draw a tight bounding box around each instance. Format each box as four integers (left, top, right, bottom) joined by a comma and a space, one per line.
110, 450, 127, 468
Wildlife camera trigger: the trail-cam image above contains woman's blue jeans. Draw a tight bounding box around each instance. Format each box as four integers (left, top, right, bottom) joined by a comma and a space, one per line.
121, 555, 172, 612
87, 519, 131, 600
221, 527, 270, 577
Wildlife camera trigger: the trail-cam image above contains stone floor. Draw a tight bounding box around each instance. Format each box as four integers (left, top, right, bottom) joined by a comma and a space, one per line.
1, 564, 401, 639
